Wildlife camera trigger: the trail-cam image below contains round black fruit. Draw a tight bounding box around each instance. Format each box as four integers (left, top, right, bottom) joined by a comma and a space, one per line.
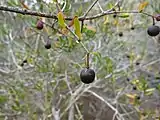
45, 40, 51, 49
147, 25, 160, 36
136, 95, 140, 100
36, 20, 44, 30
131, 26, 135, 30
80, 68, 95, 84
132, 85, 137, 90
118, 32, 123, 37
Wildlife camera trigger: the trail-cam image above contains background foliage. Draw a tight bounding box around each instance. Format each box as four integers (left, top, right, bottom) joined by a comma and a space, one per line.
0, 0, 160, 119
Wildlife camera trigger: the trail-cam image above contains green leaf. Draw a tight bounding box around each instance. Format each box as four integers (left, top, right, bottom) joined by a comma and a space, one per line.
57, 12, 66, 28
74, 16, 82, 40
104, 57, 113, 73
106, 3, 113, 9
7, 0, 18, 6
83, 25, 96, 38
92, 52, 101, 60
53, 0, 58, 2
0, 95, 8, 104
145, 88, 155, 95
119, 13, 129, 18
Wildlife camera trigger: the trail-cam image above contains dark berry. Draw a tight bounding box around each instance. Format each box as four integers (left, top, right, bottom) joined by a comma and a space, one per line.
132, 85, 137, 90
126, 78, 130, 81
135, 62, 140, 65
126, 55, 130, 59
36, 20, 44, 30
23, 59, 27, 63
131, 27, 135, 30
80, 68, 95, 84
147, 25, 160, 36
113, 14, 117, 18
136, 95, 140, 100
155, 14, 160, 21
155, 76, 160, 79
118, 32, 123, 37
45, 40, 51, 49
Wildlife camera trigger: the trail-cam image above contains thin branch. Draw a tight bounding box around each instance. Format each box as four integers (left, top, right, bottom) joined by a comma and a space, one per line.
0, 5, 153, 21
0, 113, 21, 117
97, 2, 104, 13
65, 24, 90, 53
82, 0, 99, 18
87, 90, 125, 120
0, 5, 57, 19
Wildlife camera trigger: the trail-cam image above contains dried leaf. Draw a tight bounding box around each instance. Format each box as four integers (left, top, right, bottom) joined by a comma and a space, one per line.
68, 18, 74, 27
20, 1, 30, 10
61, 27, 68, 35
138, 1, 149, 12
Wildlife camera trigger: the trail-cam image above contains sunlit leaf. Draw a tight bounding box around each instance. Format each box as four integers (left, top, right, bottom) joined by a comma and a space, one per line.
106, 3, 113, 9
119, 13, 129, 18
57, 12, 66, 28
125, 93, 136, 99
113, 19, 119, 25
138, 1, 149, 12
131, 79, 140, 84
73, 16, 82, 40
145, 88, 155, 95
103, 16, 109, 24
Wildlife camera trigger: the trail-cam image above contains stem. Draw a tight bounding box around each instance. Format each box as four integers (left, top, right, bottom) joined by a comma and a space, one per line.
0, 5, 154, 21
86, 53, 90, 69
82, 0, 99, 18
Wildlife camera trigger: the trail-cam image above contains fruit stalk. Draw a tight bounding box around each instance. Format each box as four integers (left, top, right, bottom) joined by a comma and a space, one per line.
86, 53, 90, 69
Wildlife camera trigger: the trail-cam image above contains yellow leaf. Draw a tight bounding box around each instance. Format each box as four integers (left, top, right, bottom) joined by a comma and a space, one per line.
138, 1, 149, 12
113, 19, 119, 25
126, 93, 137, 104
125, 93, 136, 99
103, 16, 109, 25
73, 16, 82, 40
57, 12, 65, 28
